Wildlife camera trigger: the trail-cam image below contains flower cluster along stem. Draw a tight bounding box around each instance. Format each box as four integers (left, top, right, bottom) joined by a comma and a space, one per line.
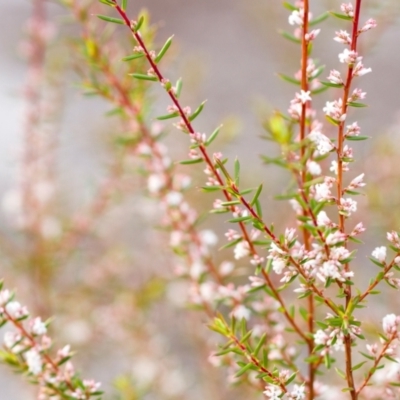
299, 1, 316, 396
336, 2, 363, 398
355, 332, 397, 396
229, 333, 289, 395
109, 0, 318, 341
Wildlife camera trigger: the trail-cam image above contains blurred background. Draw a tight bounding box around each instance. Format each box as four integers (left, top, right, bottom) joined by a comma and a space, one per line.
0, 0, 400, 398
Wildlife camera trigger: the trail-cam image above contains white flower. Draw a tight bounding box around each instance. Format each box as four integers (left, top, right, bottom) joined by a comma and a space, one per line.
272, 258, 286, 275
25, 348, 42, 375
231, 305, 251, 320
314, 182, 332, 202
382, 314, 399, 335
308, 131, 334, 155
339, 197, 357, 215
263, 385, 283, 400
165, 191, 183, 206
338, 49, 359, 65
291, 384, 306, 400
288, 10, 304, 26
372, 246, 387, 263
147, 174, 166, 194
234, 241, 250, 259
31, 317, 47, 336
296, 90, 311, 104
307, 161, 321, 176
199, 230, 218, 247
347, 173, 365, 190
314, 329, 329, 345
327, 69, 343, 85
5, 301, 27, 319
317, 211, 331, 227
360, 18, 377, 32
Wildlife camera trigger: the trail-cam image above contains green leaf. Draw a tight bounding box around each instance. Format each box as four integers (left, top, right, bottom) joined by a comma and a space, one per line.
97, 14, 125, 24
234, 159, 240, 185
122, 53, 144, 61
180, 158, 203, 165
98, 0, 115, 6
121, 0, 127, 11
156, 111, 180, 120
310, 11, 329, 26
330, 11, 353, 21
321, 81, 344, 88
253, 333, 267, 357
155, 35, 174, 63
189, 100, 207, 122
352, 361, 367, 371
347, 102, 368, 108
359, 351, 375, 361
130, 73, 158, 81
235, 363, 253, 377
279, 30, 301, 44
175, 78, 183, 98
205, 125, 222, 147
283, 2, 299, 11
346, 135, 369, 141
133, 15, 144, 32
251, 184, 263, 206
228, 216, 252, 223
278, 73, 300, 86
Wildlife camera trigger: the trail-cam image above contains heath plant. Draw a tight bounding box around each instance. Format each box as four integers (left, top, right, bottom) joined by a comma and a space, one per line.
2, 0, 400, 400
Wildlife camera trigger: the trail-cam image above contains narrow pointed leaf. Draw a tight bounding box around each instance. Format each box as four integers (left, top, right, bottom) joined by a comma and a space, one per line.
189, 101, 207, 122
97, 15, 125, 24
155, 35, 174, 63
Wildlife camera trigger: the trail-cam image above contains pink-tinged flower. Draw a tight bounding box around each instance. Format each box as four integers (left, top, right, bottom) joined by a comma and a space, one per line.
387, 231, 400, 248
83, 380, 101, 393
296, 90, 312, 104
317, 211, 331, 227
291, 384, 306, 400
346, 121, 361, 137
288, 9, 305, 26
234, 241, 250, 259
347, 173, 366, 190
350, 222, 366, 236
263, 385, 283, 399
348, 88, 366, 102
382, 314, 400, 336
308, 131, 334, 155
326, 231, 346, 246
366, 343, 378, 357
339, 49, 359, 65
165, 191, 183, 206
327, 69, 343, 85
341, 3, 354, 17
334, 30, 352, 45
285, 228, 296, 243
353, 62, 372, 77
250, 254, 265, 266
0, 290, 11, 306
372, 246, 387, 263
147, 174, 166, 194
323, 99, 346, 121
5, 301, 28, 319
225, 229, 241, 241
31, 317, 47, 336
57, 344, 71, 359
314, 329, 329, 345
305, 29, 320, 41
231, 305, 251, 320
307, 161, 321, 176
289, 199, 302, 215
314, 182, 332, 202
199, 229, 218, 247
360, 18, 377, 33
25, 348, 42, 375
339, 197, 357, 215
330, 246, 351, 261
